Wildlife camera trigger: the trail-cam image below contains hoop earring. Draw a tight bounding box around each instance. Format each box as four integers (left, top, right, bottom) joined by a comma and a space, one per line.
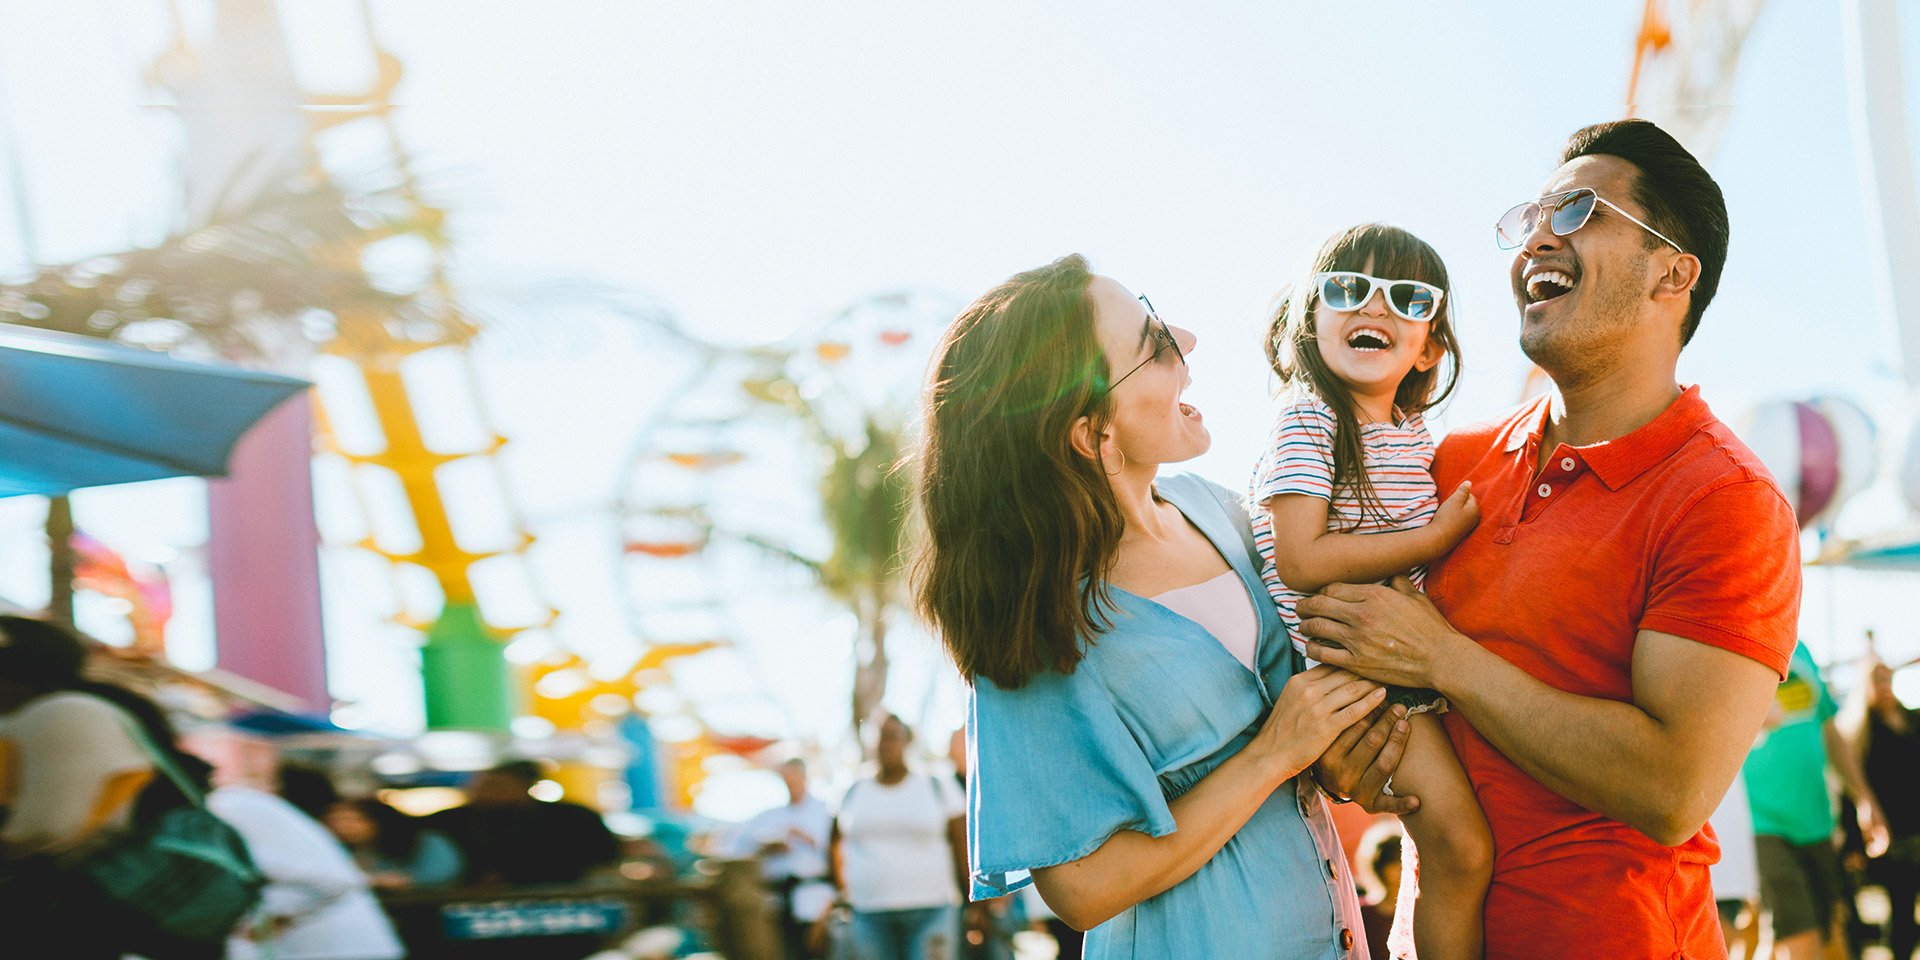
1103, 447, 1127, 477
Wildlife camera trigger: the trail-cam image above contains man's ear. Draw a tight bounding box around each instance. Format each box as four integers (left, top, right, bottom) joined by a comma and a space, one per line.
1414, 333, 1446, 373
1069, 415, 1104, 461
1651, 252, 1700, 305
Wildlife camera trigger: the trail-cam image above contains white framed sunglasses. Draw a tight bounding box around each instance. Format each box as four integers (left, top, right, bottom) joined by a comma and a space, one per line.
1495, 187, 1687, 253
1312, 272, 1446, 322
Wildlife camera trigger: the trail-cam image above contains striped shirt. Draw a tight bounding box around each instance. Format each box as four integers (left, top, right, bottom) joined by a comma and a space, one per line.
1249, 392, 1439, 650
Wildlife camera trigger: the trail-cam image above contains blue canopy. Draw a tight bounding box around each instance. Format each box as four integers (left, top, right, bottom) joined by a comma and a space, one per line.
1823, 539, 1920, 570
0, 323, 309, 498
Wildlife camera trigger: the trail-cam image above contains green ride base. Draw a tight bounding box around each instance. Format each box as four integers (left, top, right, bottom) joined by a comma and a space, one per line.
421, 602, 513, 731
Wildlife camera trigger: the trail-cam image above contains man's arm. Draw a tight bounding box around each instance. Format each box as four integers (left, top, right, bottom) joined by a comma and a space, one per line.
1301, 580, 1778, 846
1824, 719, 1890, 856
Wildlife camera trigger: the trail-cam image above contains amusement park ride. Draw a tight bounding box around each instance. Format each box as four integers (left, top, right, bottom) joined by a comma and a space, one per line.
1632, 0, 1920, 561
22, 0, 950, 808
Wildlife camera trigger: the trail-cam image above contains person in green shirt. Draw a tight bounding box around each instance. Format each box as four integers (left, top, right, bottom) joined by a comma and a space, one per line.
1742, 641, 1889, 960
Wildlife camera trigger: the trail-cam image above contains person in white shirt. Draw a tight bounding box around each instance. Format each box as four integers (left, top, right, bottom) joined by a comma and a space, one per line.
208, 782, 404, 960
830, 716, 967, 960
723, 757, 835, 958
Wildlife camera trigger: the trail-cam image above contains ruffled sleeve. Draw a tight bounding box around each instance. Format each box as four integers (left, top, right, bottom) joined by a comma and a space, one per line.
966, 658, 1174, 900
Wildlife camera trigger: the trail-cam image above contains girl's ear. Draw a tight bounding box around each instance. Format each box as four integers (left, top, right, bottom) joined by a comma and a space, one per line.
1414, 332, 1446, 373
1069, 416, 1107, 461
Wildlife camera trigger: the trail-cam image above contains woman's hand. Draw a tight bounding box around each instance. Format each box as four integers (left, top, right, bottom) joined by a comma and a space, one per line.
1250, 665, 1386, 781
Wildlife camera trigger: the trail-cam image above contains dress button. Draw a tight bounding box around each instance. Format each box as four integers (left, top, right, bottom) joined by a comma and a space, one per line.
1561, 457, 1575, 471
1537, 483, 1552, 497
1340, 927, 1354, 950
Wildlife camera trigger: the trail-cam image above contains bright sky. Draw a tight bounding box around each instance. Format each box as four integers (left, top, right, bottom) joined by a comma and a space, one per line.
3, 0, 1920, 817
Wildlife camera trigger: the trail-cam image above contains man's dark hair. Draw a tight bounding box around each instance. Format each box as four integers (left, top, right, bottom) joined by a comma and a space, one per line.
279, 764, 341, 820
489, 759, 544, 784
1560, 119, 1728, 347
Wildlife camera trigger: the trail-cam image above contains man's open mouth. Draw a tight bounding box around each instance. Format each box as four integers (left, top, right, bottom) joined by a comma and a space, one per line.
1345, 328, 1393, 353
1525, 268, 1577, 304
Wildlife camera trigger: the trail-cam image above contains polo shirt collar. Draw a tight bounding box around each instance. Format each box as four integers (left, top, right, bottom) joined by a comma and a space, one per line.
1502, 385, 1711, 491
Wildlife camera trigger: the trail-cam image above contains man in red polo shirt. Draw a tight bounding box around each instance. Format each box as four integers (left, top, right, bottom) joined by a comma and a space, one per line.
1299, 119, 1800, 959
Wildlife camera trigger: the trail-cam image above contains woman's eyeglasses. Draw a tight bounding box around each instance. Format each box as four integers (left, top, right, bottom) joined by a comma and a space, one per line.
1312, 272, 1446, 322
1494, 187, 1687, 253
1101, 295, 1184, 396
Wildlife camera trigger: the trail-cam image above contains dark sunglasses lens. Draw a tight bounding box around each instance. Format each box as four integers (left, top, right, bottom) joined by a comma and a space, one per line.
1388, 283, 1439, 320
1550, 190, 1597, 236
1495, 202, 1539, 249
1320, 274, 1371, 310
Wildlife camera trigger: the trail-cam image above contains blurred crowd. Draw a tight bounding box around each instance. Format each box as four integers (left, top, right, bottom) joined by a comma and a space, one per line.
0, 615, 1085, 960
6, 609, 1920, 960
1704, 632, 1920, 960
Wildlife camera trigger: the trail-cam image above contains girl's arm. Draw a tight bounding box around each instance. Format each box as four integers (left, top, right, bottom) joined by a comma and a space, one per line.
1030, 667, 1385, 930
1265, 482, 1478, 595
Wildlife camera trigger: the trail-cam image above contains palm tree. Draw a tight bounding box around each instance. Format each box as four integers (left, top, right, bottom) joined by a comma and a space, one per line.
624, 293, 942, 755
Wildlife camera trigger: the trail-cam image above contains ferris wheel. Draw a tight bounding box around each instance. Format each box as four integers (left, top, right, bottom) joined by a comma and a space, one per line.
616, 289, 956, 797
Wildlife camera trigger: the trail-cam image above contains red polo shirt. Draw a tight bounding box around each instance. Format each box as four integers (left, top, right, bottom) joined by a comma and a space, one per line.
1429, 386, 1799, 960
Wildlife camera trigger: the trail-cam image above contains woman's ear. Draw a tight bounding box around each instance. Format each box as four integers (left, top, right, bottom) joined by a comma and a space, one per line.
1069, 416, 1105, 461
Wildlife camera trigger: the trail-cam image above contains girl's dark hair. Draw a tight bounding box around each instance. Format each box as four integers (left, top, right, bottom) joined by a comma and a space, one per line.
912, 254, 1124, 689
339, 797, 427, 863
1265, 224, 1462, 527
0, 615, 212, 817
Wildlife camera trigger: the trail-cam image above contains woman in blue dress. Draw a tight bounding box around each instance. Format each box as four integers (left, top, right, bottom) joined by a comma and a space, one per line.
911, 255, 1406, 959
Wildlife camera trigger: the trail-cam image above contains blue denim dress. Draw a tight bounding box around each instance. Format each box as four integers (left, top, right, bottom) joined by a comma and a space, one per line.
967, 473, 1368, 960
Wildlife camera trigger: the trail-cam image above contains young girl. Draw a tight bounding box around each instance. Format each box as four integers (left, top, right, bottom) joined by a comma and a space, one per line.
1250, 224, 1491, 960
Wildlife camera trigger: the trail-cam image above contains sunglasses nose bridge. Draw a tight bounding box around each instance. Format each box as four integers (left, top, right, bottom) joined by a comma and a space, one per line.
1355, 285, 1392, 315
1516, 200, 1567, 254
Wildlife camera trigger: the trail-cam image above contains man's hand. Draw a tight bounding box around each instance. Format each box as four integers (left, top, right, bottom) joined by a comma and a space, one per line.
1297, 576, 1467, 690
1861, 800, 1892, 858
1312, 703, 1419, 815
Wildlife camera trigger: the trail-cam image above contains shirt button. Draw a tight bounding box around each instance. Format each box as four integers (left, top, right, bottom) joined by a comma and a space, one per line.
1537, 483, 1552, 497
1340, 928, 1354, 950
1299, 797, 1311, 817
1561, 457, 1575, 471
1325, 858, 1336, 879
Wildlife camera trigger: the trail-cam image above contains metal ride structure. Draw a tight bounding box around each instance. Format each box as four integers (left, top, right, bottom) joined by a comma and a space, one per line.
290, 38, 550, 735
204, 3, 733, 786
138, 0, 552, 729
619, 289, 952, 787
1629, 0, 1920, 643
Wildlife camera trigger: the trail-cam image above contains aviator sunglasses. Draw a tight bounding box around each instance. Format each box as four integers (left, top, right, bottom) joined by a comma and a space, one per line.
1101, 295, 1184, 395
1312, 272, 1446, 323
1494, 187, 1687, 253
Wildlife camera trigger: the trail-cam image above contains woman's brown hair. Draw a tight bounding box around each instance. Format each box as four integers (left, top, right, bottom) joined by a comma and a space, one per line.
910, 254, 1124, 689
1264, 224, 1461, 527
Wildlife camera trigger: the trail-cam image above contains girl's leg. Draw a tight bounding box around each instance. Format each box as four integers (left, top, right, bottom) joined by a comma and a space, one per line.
1391, 712, 1492, 960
